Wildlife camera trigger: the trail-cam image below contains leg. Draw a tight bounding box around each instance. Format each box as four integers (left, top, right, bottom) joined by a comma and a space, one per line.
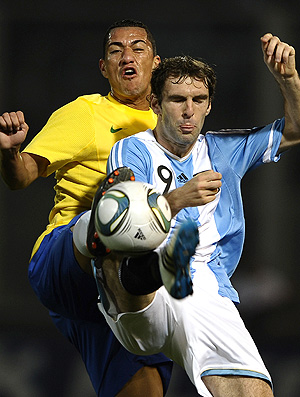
29, 217, 172, 397
94, 217, 199, 314
159, 219, 198, 299
72, 167, 136, 275
52, 312, 171, 396
117, 366, 163, 397
73, 165, 198, 303
99, 253, 156, 313
202, 375, 273, 397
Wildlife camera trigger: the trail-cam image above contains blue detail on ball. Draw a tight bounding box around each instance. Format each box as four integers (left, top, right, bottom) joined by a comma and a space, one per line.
98, 191, 129, 236
147, 189, 171, 233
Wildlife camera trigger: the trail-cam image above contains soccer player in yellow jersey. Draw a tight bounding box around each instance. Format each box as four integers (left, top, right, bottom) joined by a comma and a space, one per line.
0, 20, 173, 397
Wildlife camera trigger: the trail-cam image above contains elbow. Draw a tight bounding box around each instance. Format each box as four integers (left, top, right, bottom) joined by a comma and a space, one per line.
280, 128, 300, 150
2, 177, 29, 190
9, 183, 24, 191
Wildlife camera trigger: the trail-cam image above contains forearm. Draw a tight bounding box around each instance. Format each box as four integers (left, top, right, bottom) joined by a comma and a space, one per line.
0, 149, 39, 189
278, 73, 300, 148
164, 188, 185, 218
164, 170, 222, 217
261, 33, 300, 149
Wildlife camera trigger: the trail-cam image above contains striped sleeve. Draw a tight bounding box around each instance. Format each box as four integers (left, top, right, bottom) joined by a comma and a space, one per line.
206, 118, 284, 177
107, 136, 151, 183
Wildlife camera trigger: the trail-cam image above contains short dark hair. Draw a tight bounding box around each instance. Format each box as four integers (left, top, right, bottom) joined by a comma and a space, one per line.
151, 55, 217, 105
103, 19, 157, 58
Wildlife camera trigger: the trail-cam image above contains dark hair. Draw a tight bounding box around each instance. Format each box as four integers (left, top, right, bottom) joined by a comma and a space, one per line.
103, 19, 157, 57
151, 55, 217, 105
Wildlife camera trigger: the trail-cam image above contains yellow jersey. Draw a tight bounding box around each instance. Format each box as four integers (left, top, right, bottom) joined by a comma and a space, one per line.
24, 93, 157, 255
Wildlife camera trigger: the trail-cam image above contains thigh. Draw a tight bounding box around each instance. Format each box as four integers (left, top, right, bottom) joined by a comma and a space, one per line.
116, 366, 163, 397
30, 216, 173, 396
51, 311, 172, 396
168, 265, 272, 396
28, 215, 101, 321
202, 375, 273, 397
98, 286, 177, 356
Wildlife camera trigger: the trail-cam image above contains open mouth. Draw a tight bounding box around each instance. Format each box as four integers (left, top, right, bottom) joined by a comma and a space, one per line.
122, 67, 137, 78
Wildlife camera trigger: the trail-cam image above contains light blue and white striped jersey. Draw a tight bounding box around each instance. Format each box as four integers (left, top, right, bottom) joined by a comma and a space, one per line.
108, 118, 284, 302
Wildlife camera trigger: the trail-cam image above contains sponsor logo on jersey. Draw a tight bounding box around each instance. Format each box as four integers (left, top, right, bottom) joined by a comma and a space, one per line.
177, 173, 189, 183
110, 126, 123, 133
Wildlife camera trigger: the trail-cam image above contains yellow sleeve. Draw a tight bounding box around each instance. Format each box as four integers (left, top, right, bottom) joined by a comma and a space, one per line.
23, 97, 96, 177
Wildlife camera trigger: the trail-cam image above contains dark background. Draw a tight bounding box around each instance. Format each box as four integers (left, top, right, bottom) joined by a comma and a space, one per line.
0, 1, 300, 396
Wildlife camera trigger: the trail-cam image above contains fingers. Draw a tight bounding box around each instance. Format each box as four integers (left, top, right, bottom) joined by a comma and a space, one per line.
263, 35, 294, 62
171, 170, 222, 210
0, 111, 26, 133
193, 170, 222, 196
261, 33, 295, 68
194, 170, 222, 184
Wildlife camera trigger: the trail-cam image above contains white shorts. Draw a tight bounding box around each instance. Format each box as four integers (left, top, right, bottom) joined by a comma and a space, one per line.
97, 262, 271, 397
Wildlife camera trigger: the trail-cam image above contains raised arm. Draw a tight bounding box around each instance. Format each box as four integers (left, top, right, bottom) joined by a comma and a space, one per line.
0, 111, 49, 189
165, 170, 222, 217
261, 33, 300, 150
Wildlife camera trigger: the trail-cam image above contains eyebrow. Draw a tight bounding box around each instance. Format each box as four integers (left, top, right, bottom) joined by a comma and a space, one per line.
107, 39, 148, 48
168, 94, 209, 101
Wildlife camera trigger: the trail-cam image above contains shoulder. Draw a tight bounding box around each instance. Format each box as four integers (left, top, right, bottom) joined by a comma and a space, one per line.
118, 129, 155, 144
112, 130, 155, 157
205, 119, 284, 140
50, 94, 102, 117
205, 127, 256, 138
133, 129, 155, 140
61, 93, 110, 111
77, 93, 105, 104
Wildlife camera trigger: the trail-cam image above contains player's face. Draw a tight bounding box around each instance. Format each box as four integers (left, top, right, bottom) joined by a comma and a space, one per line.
151, 77, 211, 157
100, 27, 160, 108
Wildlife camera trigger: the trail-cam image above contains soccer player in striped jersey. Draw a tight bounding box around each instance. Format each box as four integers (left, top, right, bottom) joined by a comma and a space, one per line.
95, 34, 300, 397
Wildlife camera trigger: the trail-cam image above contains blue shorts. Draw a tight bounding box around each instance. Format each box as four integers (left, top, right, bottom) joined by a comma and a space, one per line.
28, 213, 172, 396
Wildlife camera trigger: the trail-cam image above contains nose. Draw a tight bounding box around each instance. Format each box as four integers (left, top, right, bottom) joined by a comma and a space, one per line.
120, 47, 135, 65
182, 100, 194, 118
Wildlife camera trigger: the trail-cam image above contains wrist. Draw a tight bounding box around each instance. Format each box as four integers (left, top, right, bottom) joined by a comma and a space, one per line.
0, 147, 21, 160
278, 71, 300, 88
164, 189, 183, 217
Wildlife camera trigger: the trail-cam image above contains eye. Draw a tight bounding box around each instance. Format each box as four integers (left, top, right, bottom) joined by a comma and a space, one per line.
133, 47, 145, 52
193, 96, 208, 104
173, 98, 185, 103
132, 42, 148, 52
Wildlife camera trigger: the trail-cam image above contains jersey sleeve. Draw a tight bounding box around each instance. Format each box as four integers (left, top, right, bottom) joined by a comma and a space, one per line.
23, 97, 96, 177
107, 136, 151, 182
205, 118, 284, 177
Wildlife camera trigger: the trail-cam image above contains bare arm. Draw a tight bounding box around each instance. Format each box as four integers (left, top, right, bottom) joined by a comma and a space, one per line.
0, 111, 49, 189
165, 170, 222, 217
261, 33, 300, 150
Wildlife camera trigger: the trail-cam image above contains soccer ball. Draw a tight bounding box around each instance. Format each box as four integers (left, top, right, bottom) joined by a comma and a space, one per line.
95, 180, 172, 254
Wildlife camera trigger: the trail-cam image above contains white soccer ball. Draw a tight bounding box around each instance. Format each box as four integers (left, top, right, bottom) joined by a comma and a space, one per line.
95, 180, 172, 254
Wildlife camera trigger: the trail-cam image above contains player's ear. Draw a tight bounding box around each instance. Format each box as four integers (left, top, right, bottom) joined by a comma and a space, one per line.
206, 101, 212, 116
150, 94, 162, 115
99, 59, 108, 78
152, 55, 161, 71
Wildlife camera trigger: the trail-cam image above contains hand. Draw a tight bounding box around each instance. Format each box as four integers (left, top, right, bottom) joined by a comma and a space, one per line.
181, 170, 222, 205
0, 111, 29, 150
165, 170, 222, 217
261, 33, 296, 80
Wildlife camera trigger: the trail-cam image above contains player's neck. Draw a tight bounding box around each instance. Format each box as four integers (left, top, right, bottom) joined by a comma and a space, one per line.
110, 92, 150, 111
153, 127, 195, 159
